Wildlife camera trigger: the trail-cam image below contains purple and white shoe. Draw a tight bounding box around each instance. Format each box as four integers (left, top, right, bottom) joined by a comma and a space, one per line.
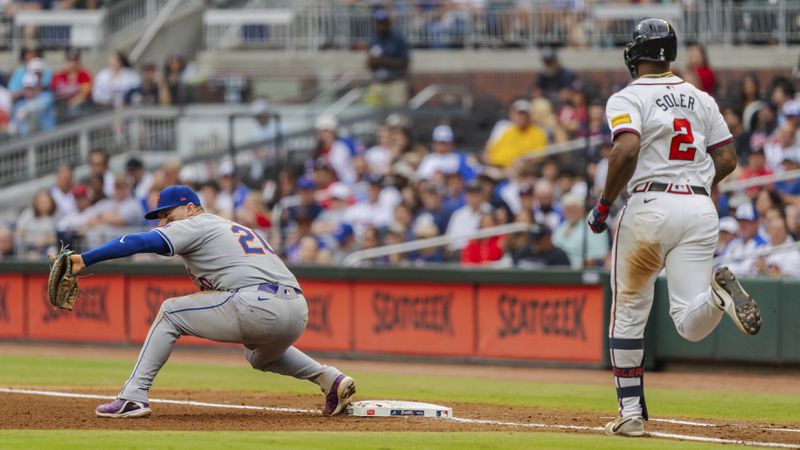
95, 398, 151, 418
322, 374, 356, 416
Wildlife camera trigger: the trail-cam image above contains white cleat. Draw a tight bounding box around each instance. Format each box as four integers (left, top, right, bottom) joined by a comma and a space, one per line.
711, 266, 762, 336
604, 415, 645, 437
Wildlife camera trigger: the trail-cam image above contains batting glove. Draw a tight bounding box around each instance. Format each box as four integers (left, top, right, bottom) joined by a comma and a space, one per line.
587, 198, 612, 234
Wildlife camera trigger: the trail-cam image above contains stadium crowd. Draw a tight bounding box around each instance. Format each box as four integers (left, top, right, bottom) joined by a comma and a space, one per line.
0, 46, 196, 139
3, 40, 800, 276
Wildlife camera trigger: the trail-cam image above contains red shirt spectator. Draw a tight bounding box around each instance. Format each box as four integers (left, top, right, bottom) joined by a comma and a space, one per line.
461, 235, 504, 265
51, 48, 92, 111
687, 44, 716, 94
739, 149, 773, 197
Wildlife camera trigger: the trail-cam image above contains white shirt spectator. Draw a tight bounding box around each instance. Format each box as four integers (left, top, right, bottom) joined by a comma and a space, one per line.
365, 144, 392, 176
417, 152, 461, 180
725, 235, 768, 276
445, 203, 487, 251
49, 186, 77, 217
92, 67, 140, 107
328, 140, 357, 184
762, 237, 800, 277
343, 187, 400, 234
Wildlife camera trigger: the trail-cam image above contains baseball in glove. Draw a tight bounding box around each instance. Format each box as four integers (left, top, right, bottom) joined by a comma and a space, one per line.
48, 245, 79, 311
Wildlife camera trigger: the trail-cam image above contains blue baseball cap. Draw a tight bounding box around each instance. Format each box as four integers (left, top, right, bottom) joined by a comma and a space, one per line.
334, 223, 355, 244
144, 185, 202, 220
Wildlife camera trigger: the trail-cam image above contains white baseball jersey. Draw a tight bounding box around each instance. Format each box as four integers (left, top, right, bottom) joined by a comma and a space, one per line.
153, 213, 299, 291
606, 73, 733, 193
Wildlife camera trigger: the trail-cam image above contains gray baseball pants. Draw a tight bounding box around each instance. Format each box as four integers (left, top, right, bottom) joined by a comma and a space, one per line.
119, 287, 342, 402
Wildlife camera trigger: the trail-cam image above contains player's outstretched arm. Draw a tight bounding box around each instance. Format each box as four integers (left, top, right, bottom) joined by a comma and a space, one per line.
708, 142, 738, 186
72, 231, 171, 275
601, 132, 641, 204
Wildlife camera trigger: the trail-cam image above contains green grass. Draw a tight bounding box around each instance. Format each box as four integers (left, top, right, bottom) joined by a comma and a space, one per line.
1, 354, 798, 425
0, 431, 761, 450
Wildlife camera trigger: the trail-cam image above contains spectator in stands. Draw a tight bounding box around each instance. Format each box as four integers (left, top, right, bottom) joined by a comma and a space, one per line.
722, 105, 750, 166
164, 54, 189, 105
51, 47, 92, 117
365, 8, 410, 107
553, 194, 608, 269
531, 97, 569, 145
294, 236, 326, 265
8, 48, 52, 101
770, 77, 794, 126
236, 191, 271, 234
417, 125, 461, 180
484, 99, 547, 168
82, 175, 144, 247
0, 81, 10, 137
533, 179, 563, 231
125, 158, 153, 202
196, 181, 225, 218
409, 215, 445, 264
92, 51, 140, 108
312, 182, 351, 244
88, 148, 114, 199
686, 44, 716, 95
460, 212, 504, 266
384, 223, 409, 265
365, 123, 392, 176
755, 215, 800, 277
777, 154, 800, 199
725, 203, 768, 276
50, 164, 76, 217
557, 86, 587, 139
11, 72, 55, 137
739, 147, 773, 199
343, 174, 397, 234
755, 188, 784, 234
716, 216, 739, 260
16, 189, 57, 258
125, 62, 170, 106
217, 161, 249, 213
739, 73, 762, 133
415, 181, 453, 236
331, 223, 356, 264
582, 99, 611, 158
0, 226, 15, 259
281, 178, 320, 230
445, 180, 488, 253
310, 114, 357, 184
533, 47, 576, 102
512, 224, 571, 268
249, 99, 281, 182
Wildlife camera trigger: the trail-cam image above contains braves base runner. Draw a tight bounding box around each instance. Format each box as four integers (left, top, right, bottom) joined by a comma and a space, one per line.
67, 185, 356, 418
587, 18, 762, 437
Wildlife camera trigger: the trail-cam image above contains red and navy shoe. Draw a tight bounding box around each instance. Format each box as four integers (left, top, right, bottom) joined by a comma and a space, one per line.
322, 374, 356, 416
95, 398, 151, 418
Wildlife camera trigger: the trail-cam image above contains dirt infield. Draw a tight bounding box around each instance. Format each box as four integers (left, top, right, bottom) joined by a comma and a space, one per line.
2, 344, 800, 446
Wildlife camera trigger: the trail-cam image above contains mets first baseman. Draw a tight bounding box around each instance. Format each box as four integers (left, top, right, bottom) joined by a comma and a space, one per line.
587, 18, 762, 437
67, 185, 356, 418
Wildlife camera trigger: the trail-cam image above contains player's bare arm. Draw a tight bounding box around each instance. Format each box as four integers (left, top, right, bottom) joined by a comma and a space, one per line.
708, 142, 738, 185
600, 132, 641, 204
587, 132, 640, 233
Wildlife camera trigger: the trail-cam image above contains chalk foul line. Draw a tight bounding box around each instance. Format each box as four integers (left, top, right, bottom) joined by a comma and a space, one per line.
0, 387, 798, 449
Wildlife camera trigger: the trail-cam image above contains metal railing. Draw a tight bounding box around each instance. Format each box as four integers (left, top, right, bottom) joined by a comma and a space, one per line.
343, 222, 532, 267
0, 107, 181, 188
106, 0, 204, 43
718, 169, 800, 193
201, 1, 800, 51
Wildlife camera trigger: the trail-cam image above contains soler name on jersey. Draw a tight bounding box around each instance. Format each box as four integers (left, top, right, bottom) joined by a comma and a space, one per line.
655, 93, 696, 112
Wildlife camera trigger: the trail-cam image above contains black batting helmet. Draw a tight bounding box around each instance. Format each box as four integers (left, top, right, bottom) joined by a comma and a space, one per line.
624, 18, 677, 79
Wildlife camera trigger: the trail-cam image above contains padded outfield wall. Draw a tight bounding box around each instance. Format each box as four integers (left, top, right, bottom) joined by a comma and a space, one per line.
0, 262, 796, 367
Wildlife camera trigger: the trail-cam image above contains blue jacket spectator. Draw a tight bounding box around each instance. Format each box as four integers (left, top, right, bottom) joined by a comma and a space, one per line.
366, 9, 410, 82
8, 56, 53, 97
12, 73, 56, 137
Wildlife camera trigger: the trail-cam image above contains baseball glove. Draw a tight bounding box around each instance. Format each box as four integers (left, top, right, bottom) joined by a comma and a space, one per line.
48, 245, 79, 311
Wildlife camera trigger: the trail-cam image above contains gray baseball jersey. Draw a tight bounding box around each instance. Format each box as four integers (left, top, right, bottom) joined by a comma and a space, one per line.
152, 213, 299, 291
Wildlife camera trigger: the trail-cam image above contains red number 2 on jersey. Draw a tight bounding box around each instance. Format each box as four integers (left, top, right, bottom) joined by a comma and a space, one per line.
669, 118, 697, 161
